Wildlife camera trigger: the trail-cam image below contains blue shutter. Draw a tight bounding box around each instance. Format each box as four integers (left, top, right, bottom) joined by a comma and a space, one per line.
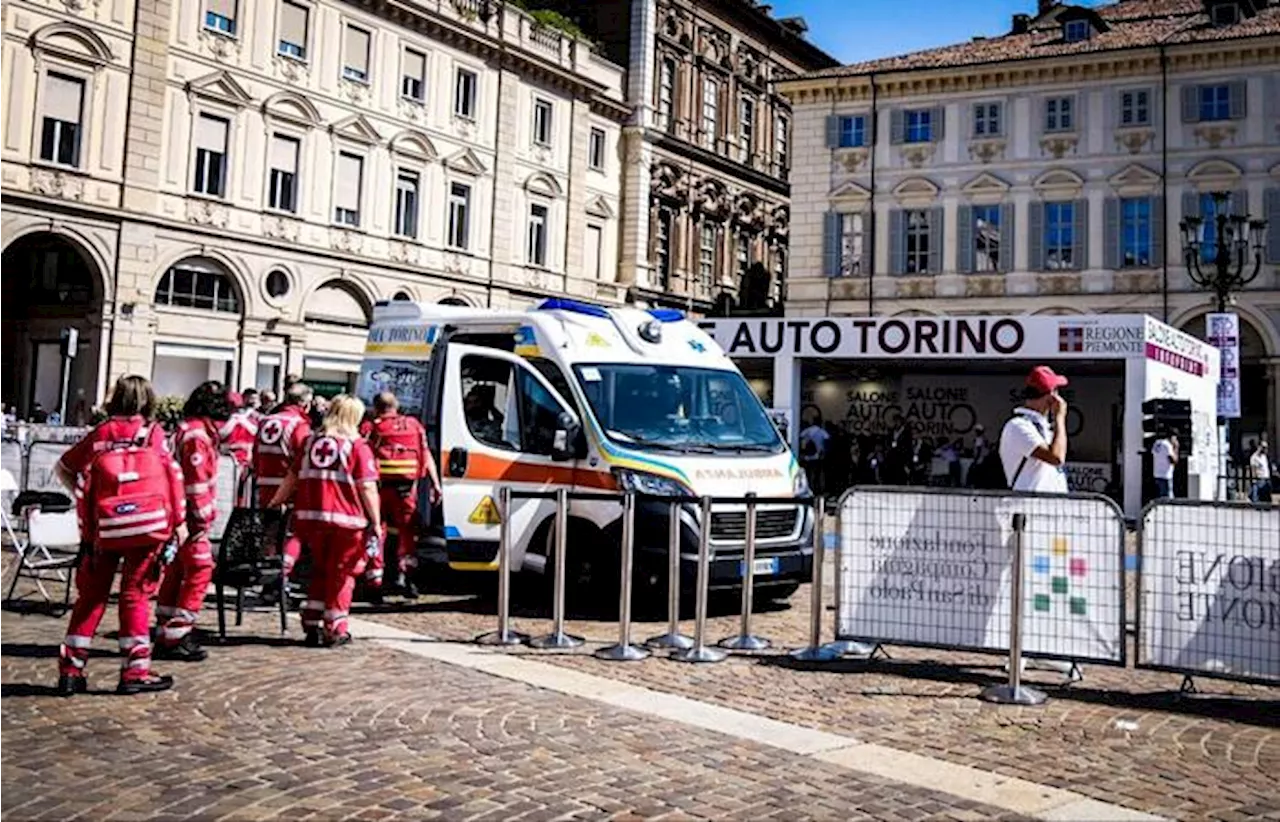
890, 109, 905, 145
928, 206, 944, 274
1228, 79, 1247, 120
1072, 198, 1089, 270
931, 106, 946, 142
1230, 187, 1248, 218
1150, 195, 1165, 268
889, 209, 905, 274
1182, 190, 1201, 223
1104, 197, 1121, 270
999, 202, 1015, 273
957, 204, 974, 273
1028, 202, 1044, 271
860, 211, 873, 275
1181, 85, 1199, 123
826, 115, 840, 148
1266, 188, 1280, 264
822, 211, 841, 277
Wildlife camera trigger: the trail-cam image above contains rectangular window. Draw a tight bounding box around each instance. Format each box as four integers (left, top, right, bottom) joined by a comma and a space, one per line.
904, 209, 931, 274
1199, 192, 1235, 263
589, 127, 605, 170
973, 102, 1001, 137
333, 152, 363, 226
447, 182, 471, 249
838, 115, 866, 148
775, 115, 789, 176
1045, 96, 1074, 132
698, 222, 716, 285
394, 169, 420, 239
739, 96, 755, 160
840, 213, 864, 277
1064, 19, 1090, 42
1120, 89, 1150, 126
658, 58, 675, 130
1199, 84, 1231, 121
1044, 201, 1076, 269
204, 0, 237, 35
267, 134, 299, 213
454, 68, 478, 119
401, 48, 426, 102
585, 224, 603, 280
278, 0, 309, 60
192, 113, 229, 197
701, 77, 719, 150
904, 109, 932, 143
528, 203, 549, 266
343, 25, 371, 83
972, 205, 1002, 272
1120, 197, 1151, 268
736, 232, 750, 277
656, 208, 672, 286
39, 73, 84, 167
532, 98, 553, 146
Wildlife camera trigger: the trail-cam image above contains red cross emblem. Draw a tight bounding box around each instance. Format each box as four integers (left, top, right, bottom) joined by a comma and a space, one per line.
310, 436, 340, 469
260, 419, 284, 444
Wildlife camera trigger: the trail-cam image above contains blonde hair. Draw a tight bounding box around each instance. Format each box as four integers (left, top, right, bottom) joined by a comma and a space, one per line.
322, 394, 365, 438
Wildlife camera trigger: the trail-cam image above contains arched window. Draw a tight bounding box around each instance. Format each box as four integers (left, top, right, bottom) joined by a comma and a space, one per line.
155, 259, 240, 313
439, 296, 469, 307
392, 290, 413, 301
305, 281, 370, 329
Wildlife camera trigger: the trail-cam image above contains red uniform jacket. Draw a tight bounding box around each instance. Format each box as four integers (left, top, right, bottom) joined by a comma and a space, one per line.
253, 405, 312, 507
366, 412, 429, 483
174, 417, 220, 532
291, 433, 378, 537
219, 410, 259, 467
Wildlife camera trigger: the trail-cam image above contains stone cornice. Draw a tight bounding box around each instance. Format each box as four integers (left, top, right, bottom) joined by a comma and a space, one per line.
780, 36, 1280, 104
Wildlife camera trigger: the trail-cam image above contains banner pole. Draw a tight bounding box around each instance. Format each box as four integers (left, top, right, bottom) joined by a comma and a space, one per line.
674, 496, 726, 663
645, 500, 693, 650
981, 511, 1046, 705
720, 493, 769, 650
528, 487, 584, 649
823, 493, 874, 657
792, 496, 837, 661
475, 486, 527, 646
596, 491, 650, 661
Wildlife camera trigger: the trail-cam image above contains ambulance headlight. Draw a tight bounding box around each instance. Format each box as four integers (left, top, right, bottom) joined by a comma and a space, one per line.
638, 320, 663, 344
613, 468, 690, 497
793, 470, 811, 498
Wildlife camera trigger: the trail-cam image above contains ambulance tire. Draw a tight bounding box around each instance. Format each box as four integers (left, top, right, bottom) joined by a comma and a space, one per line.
542, 517, 616, 615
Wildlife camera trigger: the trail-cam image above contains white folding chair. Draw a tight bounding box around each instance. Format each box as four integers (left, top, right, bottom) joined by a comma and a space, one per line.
1, 468, 26, 556
4, 505, 80, 613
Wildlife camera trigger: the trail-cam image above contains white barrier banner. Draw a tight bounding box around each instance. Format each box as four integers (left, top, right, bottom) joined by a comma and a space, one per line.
1141, 503, 1279, 682
25, 442, 73, 494
1, 440, 24, 491
211, 456, 239, 541
838, 491, 1124, 662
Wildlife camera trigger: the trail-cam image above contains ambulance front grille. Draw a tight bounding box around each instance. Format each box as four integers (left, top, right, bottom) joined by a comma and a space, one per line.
709, 509, 799, 542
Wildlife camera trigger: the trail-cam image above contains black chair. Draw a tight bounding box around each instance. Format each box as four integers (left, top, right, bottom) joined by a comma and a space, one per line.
214, 507, 289, 638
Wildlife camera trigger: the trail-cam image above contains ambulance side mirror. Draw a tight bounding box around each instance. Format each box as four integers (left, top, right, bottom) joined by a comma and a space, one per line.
551, 410, 580, 462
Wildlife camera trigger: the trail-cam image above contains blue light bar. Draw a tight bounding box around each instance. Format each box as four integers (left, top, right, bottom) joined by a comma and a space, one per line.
536, 298, 612, 318
647, 308, 684, 323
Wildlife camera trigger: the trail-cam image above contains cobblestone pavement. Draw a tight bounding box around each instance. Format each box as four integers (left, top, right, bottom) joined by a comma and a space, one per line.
2, 604, 1033, 822
357, 560, 1280, 822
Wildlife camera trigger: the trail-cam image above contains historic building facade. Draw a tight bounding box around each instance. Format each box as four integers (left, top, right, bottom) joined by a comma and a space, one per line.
2, 0, 627, 412
551, 0, 837, 314
782, 0, 1280, 448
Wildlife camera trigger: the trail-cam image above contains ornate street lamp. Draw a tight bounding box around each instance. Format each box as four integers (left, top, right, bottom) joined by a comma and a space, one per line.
1179, 191, 1267, 313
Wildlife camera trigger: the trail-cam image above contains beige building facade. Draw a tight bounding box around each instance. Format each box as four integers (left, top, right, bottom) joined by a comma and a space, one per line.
2, 0, 627, 412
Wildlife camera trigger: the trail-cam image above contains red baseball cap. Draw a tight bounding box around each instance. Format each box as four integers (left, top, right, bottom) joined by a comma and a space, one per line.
1026, 365, 1068, 394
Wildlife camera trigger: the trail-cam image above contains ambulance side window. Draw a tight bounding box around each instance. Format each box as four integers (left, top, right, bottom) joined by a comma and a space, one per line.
527, 357, 581, 418
515, 368, 565, 455
461, 356, 516, 451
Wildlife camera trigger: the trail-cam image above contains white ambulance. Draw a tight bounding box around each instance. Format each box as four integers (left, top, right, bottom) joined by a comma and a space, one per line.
356, 298, 813, 601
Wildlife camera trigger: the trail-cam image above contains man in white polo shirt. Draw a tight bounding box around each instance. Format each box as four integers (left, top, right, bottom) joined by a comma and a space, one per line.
999, 366, 1069, 493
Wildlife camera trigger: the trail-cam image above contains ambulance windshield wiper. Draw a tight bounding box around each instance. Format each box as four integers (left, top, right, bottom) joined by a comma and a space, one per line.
703, 443, 780, 453
606, 430, 715, 454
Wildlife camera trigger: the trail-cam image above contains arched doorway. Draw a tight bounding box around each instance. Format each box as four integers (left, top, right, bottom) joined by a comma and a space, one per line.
1, 233, 104, 422
302, 280, 371, 397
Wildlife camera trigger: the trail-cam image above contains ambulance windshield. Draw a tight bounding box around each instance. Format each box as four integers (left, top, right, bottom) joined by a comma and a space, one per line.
573, 364, 783, 454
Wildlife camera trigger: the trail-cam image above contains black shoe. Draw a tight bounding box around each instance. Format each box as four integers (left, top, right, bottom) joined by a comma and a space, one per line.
326, 633, 352, 648
401, 577, 420, 600
367, 588, 383, 606
116, 673, 174, 695
153, 634, 208, 663
304, 628, 323, 648
56, 674, 87, 697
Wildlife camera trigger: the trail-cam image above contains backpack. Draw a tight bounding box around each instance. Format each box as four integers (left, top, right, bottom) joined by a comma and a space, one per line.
84, 426, 176, 551
369, 416, 423, 482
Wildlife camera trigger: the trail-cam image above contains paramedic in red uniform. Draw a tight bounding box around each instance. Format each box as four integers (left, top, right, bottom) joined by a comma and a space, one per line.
219, 393, 259, 469
155, 381, 234, 662
253, 382, 313, 579
269, 394, 381, 647
365, 391, 441, 599
54, 375, 186, 696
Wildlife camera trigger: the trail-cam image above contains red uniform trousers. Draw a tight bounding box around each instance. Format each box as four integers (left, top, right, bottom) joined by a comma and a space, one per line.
59, 546, 162, 682
300, 527, 366, 641
365, 483, 418, 586
155, 530, 215, 645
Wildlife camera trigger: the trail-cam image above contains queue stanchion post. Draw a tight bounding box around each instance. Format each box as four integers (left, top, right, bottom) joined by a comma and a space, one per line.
719, 493, 770, 651
528, 488, 584, 649
595, 491, 650, 661
822, 492, 874, 658
980, 512, 1046, 705
792, 496, 838, 661
674, 496, 726, 664
645, 500, 693, 650
475, 486, 527, 646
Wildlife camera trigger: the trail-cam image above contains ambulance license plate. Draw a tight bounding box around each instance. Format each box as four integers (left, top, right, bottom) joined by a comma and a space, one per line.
740, 557, 779, 577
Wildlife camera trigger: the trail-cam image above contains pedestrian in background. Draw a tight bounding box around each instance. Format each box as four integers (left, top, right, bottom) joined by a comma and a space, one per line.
798, 417, 829, 497
1248, 440, 1272, 503
1151, 429, 1178, 499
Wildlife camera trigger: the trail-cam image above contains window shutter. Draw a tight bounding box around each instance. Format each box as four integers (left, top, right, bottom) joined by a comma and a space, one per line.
402, 49, 425, 81
1150, 195, 1165, 268
345, 26, 370, 75
270, 134, 298, 172
1028, 202, 1044, 271
860, 211, 873, 276
1104, 197, 1120, 270
208, 0, 236, 17
1227, 79, 1247, 120
44, 73, 85, 123
931, 106, 945, 141
825, 115, 840, 148
334, 153, 362, 211
822, 212, 841, 277
1230, 187, 1248, 217
1072, 198, 1089, 270
1265, 188, 1280, 264
194, 114, 228, 152
1182, 190, 1200, 222
281, 1, 308, 45
1181, 85, 1199, 123
957, 204, 974, 273
889, 209, 905, 275
998, 202, 1015, 273
928, 206, 944, 274
890, 109, 905, 145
